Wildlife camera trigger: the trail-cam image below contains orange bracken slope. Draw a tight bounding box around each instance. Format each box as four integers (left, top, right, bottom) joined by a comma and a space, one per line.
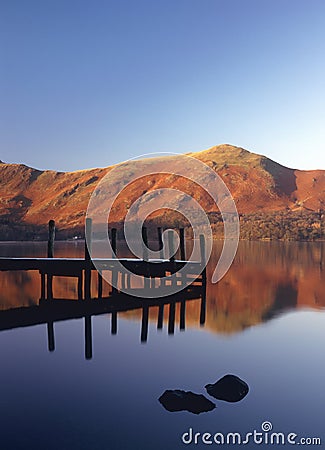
0, 145, 324, 232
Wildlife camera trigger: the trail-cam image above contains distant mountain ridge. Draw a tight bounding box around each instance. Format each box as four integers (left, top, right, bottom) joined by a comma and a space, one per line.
0, 144, 324, 239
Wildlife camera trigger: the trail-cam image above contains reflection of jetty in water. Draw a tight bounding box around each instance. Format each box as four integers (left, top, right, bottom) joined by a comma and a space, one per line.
0, 287, 206, 359
0, 240, 324, 334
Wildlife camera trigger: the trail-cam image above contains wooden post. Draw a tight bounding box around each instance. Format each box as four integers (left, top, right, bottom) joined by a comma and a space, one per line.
98, 271, 103, 298
142, 226, 150, 289
199, 234, 206, 266
47, 220, 55, 258
179, 228, 186, 261
47, 220, 55, 299
46, 274, 53, 300
78, 273, 83, 300
199, 234, 207, 291
40, 272, 46, 300
179, 228, 186, 286
157, 227, 164, 259
168, 230, 177, 287
199, 235, 207, 326
111, 228, 118, 293
84, 218, 92, 299
85, 218, 92, 261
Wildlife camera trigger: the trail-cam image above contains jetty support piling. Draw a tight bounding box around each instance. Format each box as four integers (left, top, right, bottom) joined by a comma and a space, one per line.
46, 220, 55, 300
110, 228, 118, 293
84, 218, 92, 299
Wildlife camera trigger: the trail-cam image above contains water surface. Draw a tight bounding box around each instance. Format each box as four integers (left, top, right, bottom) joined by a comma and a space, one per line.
0, 241, 324, 449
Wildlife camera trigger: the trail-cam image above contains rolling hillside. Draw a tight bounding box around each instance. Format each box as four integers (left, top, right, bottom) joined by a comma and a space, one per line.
0, 145, 324, 239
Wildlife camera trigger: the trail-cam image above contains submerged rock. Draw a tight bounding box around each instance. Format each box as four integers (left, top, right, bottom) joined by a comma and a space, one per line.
205, 374, 249, 403
159, 389, 216, 414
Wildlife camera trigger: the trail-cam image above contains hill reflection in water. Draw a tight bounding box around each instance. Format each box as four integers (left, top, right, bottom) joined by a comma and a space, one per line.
0, 240, 324, 450
0, 241, 323, 334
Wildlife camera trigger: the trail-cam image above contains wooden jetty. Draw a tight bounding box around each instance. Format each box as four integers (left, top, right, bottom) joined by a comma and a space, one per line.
0, 219, 207, 301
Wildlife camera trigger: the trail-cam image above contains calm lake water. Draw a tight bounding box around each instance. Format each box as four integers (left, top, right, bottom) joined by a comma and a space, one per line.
0, 241, 324, 449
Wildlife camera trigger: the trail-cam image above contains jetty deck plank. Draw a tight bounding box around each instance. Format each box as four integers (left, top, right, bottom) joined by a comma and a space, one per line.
0, 257, 203, 275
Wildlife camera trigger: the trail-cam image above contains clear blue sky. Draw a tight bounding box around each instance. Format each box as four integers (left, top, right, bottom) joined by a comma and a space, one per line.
1, 0, 324, 172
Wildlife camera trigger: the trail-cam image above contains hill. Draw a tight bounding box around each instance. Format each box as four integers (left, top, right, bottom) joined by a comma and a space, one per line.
0, 145, 324, 240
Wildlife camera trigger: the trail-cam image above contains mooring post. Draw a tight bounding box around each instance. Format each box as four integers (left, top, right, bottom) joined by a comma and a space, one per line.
47, 220, 55, 299
199, 234, 207, 289
78, 274, 83, 300
199, 234, 207, 325
199, 234, 206, 266
142, 226, 151, 289
168, 230, 177, 287
47, 220, 55, 258
40, 272, 46, 300
179, 228, 186, 286
111, 228, 118, 293
84, 218, 92, 299
98, 271, 103, 298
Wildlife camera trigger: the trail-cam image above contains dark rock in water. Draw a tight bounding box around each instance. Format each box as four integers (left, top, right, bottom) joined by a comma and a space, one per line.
205, 374, 249, 403
159, 390, 216, 414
